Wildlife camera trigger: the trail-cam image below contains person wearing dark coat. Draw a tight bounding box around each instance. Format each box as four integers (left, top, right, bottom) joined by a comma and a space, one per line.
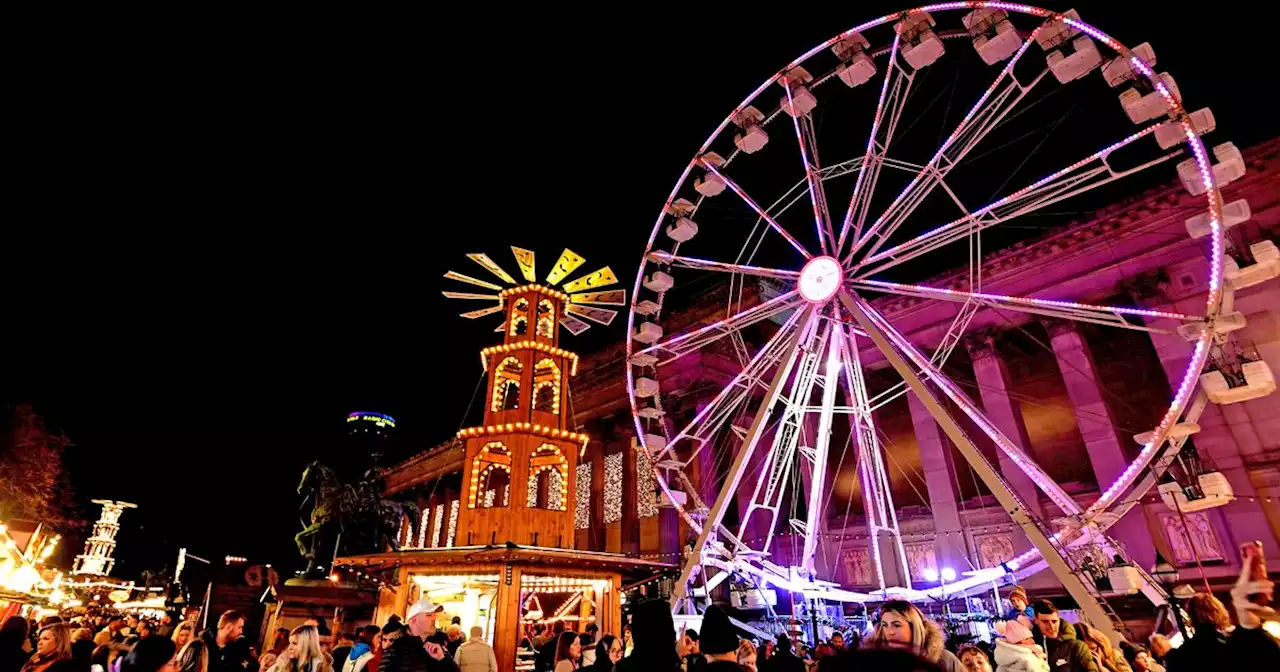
615, 601, 681, 672
759, 635, 803, 672
699, 607, 744, 672
1030, 601, 1096, 672
380, 599, 457, 672
0, 618, 32, 672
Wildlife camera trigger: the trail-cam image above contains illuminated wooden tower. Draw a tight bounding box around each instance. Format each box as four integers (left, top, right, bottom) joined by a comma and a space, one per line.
443, 247, 624, 549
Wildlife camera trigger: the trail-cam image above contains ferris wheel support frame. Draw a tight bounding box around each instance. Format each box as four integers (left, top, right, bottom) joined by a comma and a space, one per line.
841, 290, 1120, 641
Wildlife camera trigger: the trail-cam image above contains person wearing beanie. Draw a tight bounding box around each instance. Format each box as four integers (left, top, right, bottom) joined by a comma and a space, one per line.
994, 620, 1049, 672
760, 634, 803, 672
699, 607, 743, 672
1006, 587, 1033, 625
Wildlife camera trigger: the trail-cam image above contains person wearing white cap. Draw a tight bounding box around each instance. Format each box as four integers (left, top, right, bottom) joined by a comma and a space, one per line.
380, 599, 458, 672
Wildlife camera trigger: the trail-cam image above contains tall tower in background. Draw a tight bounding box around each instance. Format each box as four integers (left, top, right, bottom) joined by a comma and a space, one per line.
346, 411, 397, 466
72, 499, 136, 576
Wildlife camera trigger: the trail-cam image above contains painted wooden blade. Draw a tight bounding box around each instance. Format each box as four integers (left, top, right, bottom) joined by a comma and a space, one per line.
545, 249, 586, 286
444, 270, 503, 292
511, 247, 537, 283
467, 253, 517, 285
570, 289, 626, 306
563, 266, 618, 293
442, 291, 501, 300
559, 314, 591, 335
460, 304, 505, 319
565, 304, 617, 326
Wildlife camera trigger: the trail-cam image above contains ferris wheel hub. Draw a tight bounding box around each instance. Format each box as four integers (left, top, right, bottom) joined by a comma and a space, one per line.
798, 255, 843, 303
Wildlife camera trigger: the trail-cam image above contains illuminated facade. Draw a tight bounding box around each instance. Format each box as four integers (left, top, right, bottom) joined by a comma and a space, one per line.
72, 500, 136, 577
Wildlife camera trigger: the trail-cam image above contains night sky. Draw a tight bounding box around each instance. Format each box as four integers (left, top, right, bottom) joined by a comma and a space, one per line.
4, 3, 1275, 579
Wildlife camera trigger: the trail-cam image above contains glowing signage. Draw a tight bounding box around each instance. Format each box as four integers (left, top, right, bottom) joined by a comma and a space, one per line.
346, 412, 396, 428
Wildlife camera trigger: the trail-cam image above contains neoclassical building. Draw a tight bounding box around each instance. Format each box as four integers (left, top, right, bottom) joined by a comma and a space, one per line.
383, 138, 1279, 601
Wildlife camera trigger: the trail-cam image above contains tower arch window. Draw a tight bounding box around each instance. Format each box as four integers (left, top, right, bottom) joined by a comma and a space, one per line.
536, 299, 555, 338
510, 298, 529, 337
469, 442, 512, 509
533, 358, 561, 414
491, 357, 523, 411
527, 444, 568, 511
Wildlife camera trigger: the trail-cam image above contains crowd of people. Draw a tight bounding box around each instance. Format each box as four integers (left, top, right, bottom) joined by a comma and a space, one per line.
0, 560, 1272, 672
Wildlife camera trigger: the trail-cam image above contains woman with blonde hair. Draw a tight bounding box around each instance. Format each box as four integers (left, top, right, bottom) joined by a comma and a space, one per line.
1079, 623, 1132, 672
22, 623, 74, 672
736, 640, 757, 672
272, 626, 332, 672
866, 600, 963, 671
170, 624, 195, 651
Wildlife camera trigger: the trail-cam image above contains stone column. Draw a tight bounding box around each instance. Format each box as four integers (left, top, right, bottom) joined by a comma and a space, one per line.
905, 388, 967, 572
964, 329, 1045, 521
1043, 317, 1158, 567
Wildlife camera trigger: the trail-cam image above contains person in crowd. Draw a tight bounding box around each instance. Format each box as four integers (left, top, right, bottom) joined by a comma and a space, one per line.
552, 633, 579, 672
331, 634, 354, 670
581, 636, 619, 672
698, 606, 743, 672
170, 628, 194, 657
615, 601, 680, 672
136, 626, 153, 642
1142, 636, 1170, 668
441, 629, 462, 663
1116, 644, 1161, 672
681, 629, 703, 672
865, 601, 962, 672
201, 611, 247, 672
342, 626, 379, 672
120, 637, 177, 672
1163, 593, 1228, 672
381, 599, 457, 672
1, 618, 32, 672
155, 617, 174, 640
735, 641, 756, 672
272, 626, 331, 672
535, 623, 565, 672
451, 627, 494, 672
72, 629, 96, 666
1005, 588, 1032, 627
1077, 624, 1130, 672
123, 622, 138, 640
760, 634, 803, 672
1030, 601, 1095, 672
1225, 557, 1280, 665
828, 634, 844, 654
955, 645, 992, 672
575, 635, 594, 670
178, 640, 210, 672
991, 620, 1046, 672
23, 623, 75, 672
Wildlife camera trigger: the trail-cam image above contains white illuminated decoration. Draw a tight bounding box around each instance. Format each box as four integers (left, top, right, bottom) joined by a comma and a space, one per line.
484, 489, 496, 508
431, 504, 444, 548
575, 463, 592, 529
548, 469, 565, 511
797, 255, 842, 303
604, 453, 624, 523
73, 500, 136, 576
417, 510, 429, 548
636, 444, 658, 518
446, 500, 459, 547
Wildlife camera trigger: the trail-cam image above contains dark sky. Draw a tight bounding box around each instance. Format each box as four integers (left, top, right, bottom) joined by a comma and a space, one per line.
4, 3, 1275, 578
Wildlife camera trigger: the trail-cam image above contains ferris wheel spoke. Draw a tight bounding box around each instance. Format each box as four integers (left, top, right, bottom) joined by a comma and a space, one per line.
670, 306, 819, 608
654, 308, 805, 465
850, 279, 1201, 334
837, 32, 914, 256
840, 290, 1082, 516
783, 75, 838, 254
698, 158, 814, 260
854, 123, 1174, 279
646, 251, 800, 282
634, 288, 802, 364
851, 30, 1048, 262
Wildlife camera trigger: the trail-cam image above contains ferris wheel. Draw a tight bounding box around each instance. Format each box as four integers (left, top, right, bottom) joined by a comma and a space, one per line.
624, 3, 1261, 636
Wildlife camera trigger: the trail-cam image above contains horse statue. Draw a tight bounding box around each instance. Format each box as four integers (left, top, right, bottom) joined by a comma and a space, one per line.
296, 460, 420, 577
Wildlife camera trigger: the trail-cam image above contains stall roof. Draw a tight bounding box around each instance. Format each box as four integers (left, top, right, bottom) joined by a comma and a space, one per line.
336, 544, 677, 581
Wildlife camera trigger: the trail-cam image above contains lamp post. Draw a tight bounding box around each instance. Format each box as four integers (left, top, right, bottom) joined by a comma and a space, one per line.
1150, 552, 1188, 639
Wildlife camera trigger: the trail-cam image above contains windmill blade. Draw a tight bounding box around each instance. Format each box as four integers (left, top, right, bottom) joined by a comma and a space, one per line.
563, 267, 618, 293
443, 291, 502, 301
570, 289, 626, 306
511, 247, 537, 282
565, 304, 617, 326
467, 253, 518, 285
460, 304, 505, 319
444, 271, 504, 292
545, 249, 586, 286
559, 314, 591, 335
